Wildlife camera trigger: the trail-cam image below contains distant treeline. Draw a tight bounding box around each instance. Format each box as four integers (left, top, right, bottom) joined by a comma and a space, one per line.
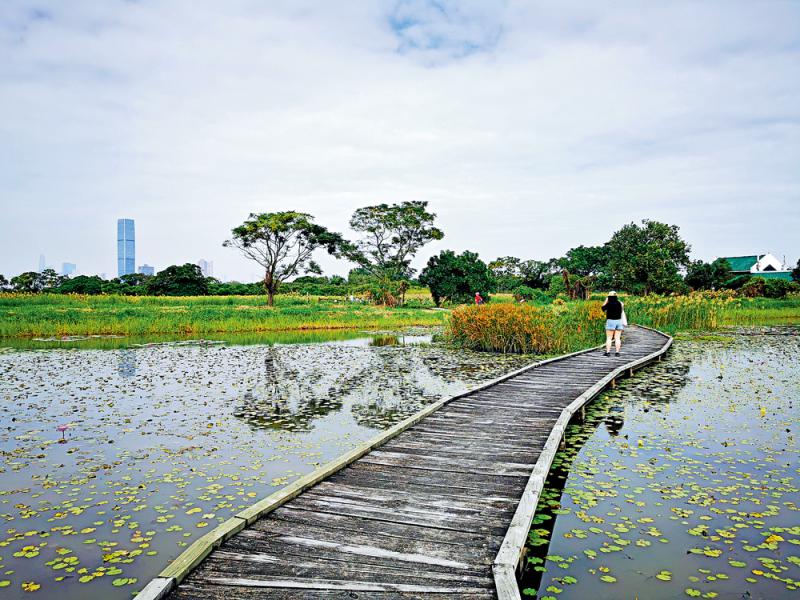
2, 217, 798, 302
0, 265, 394, 298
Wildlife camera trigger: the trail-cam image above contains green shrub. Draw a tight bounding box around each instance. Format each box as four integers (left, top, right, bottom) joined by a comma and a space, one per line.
514, 286, 552, 304
763, 278, 794, 299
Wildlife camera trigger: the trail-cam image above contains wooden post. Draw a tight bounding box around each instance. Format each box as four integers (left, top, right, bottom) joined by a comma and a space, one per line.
610, 378, 616, 389
628, 368, 634, 377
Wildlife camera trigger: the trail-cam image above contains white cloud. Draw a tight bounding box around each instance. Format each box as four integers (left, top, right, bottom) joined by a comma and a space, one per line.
0, 0, 798, 280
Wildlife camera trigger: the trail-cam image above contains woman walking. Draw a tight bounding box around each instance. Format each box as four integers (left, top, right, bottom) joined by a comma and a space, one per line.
601, 291, 625, 357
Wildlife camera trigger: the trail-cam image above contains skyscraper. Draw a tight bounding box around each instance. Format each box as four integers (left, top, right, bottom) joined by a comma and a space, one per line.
38, 254, 46, 272
138, 265, 155, 276
117, 218, 135, 276
197, 259, 213, 277
62, 263, 77, 277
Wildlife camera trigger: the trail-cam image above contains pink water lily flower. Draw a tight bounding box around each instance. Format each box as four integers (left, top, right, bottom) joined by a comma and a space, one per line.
57, 423, 71, 442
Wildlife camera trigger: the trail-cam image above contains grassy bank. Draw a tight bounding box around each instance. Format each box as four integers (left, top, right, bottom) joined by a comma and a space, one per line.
0, 293, 446, 338
447, 294, 800, 353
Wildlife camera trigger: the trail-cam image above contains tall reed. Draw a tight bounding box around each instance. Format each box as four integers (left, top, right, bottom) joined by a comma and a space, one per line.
446, 302, 606, 354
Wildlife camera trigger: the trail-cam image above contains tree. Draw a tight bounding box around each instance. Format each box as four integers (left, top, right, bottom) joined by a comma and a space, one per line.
11, 271, 45, 292
224, 212, 344, 305
684, 258, 732, 290
58, 275, 104, 295
0, 274, 8, 291
419, 250, 495, 307
39, 268, 65, 290
793, 259, 800, 283
606, 220, 691, 294
556, 245, 611, 287
345, 201, 444, 282
147, 263, 209, 296
488, 256, 524, 291
488, 256, 555, 291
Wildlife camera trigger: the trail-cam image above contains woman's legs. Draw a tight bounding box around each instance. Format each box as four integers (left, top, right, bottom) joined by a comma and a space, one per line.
605, 330, 614, 353
613, 329, 622, 353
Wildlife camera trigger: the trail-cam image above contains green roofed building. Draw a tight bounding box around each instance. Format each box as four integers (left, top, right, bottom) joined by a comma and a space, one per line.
720, 253, 793, 281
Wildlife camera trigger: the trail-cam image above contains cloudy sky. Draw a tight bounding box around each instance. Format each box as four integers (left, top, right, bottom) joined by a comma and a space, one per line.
1, 0, 798, 281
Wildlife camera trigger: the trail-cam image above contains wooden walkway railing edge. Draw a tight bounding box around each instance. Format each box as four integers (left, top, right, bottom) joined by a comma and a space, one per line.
492, 324, 673, 600
133, 339, 613, 600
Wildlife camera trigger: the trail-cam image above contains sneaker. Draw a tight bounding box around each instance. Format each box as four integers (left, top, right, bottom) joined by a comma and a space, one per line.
615, 352, 621, 357
604, 352, 610, 357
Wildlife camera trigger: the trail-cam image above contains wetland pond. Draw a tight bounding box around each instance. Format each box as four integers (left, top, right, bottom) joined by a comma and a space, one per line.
0, 329, 530, 599
522, 328, 800, 600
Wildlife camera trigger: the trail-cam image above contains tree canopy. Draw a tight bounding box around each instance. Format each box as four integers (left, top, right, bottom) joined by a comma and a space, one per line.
345, 201, 444, 281
419, 250, 495, 307
684, 258, 732, 290
223, 211, 345, 305
147, 263, 209, 296
488, 256, 555, 291
606, 220, 691, 294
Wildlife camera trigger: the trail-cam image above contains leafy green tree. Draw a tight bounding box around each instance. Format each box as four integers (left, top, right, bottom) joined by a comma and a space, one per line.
488, 256, 555, 290
684, 258, 732, 290
147, 264, 209, 296
558, 245, 609, 277
224, 212, 344, 305
488, 256, 524, 291
58, 275, 104, 295
0, 274, 8, 291
792, 259, 800, 283
419, 250, 495, 307
606, 220, 691, 294
345, 201, 444, 282
11, 271, 45, 292
39, 268, 65, 290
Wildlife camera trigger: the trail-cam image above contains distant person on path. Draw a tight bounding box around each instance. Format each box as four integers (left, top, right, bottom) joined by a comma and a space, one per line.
601, 291, 625, 357
474, 292, 484, 305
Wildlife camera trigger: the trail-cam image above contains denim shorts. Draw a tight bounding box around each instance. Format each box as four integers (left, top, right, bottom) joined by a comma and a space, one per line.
606, 319, 625, 331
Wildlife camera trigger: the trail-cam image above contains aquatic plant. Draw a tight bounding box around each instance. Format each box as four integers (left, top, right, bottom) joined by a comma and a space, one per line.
446, 302, 606, 354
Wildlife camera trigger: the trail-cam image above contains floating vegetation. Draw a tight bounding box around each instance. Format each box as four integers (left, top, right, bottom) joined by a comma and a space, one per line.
0, 334, 529, 599
521, 327, 800, 599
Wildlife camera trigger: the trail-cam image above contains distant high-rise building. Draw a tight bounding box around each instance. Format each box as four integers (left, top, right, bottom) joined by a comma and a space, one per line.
138, 264, 155, 276
62, 263, 77, 277
197, 259, 214, 278
117, 218, 135, 276
38, 254, 46, 272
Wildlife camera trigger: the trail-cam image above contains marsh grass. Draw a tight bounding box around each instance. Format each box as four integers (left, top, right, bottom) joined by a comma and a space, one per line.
0, 293, 446, 337
447, 294, 800, 354
446, 301, 606, 354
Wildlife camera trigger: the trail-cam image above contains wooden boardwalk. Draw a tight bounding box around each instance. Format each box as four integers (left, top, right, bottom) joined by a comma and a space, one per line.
145, 326, 670, 600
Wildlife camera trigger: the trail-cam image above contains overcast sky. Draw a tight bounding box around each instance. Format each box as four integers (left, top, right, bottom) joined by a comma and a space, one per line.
1, 0, 798, 281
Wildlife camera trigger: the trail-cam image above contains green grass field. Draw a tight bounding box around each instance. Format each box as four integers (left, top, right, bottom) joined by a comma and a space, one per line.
1, 292, 797, 341
0, 293, 446, 338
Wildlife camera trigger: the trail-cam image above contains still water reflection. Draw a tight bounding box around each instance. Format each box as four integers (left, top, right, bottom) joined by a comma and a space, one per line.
0, 331, 528, 600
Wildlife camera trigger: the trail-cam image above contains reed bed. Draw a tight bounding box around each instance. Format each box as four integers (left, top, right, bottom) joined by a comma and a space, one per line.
0, 293, 445, 337
447, 293, 800, 354
446, 302, 606, 354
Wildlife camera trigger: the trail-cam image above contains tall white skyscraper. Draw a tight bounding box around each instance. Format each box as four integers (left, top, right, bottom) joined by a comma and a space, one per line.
38, 254, 46, 272
117, 219, 135, 276
197, 259, 213, 277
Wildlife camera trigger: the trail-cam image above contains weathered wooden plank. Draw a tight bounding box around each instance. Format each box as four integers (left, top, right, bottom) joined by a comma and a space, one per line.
268, 506, 494, 547
173, 581, 495, 600
197, 558, 495, 586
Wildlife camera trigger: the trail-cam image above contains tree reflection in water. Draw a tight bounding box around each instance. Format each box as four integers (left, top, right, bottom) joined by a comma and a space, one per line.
233, 339, 532, 432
